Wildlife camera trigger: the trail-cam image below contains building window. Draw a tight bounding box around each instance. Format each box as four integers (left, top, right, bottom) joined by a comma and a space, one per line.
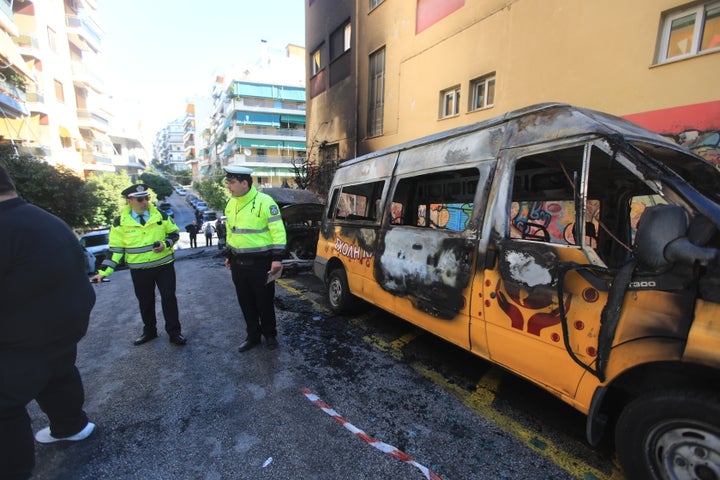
469, 74, 495, 111
367, 47, 385, 137
370, 0, 384, 10
54, 79, 64, 103
47, 27, 57, 53
658, 2, 720, 63
330, 20, 351, 60
311, 46, 323, 76
440, 86, 460, 118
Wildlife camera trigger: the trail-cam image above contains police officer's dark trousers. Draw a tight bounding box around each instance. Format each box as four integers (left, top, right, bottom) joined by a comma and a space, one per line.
0, 344, 88, 480
230, 257, 277, 342
130, 262, 181, 336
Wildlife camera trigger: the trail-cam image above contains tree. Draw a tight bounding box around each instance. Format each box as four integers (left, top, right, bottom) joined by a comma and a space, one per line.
0, 145, 97, 228
85, 172, 132, 227
193, 176, 230, 212
139, 172, 173, 199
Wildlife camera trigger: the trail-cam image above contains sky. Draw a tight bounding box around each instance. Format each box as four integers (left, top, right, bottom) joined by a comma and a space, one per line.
96, 0, 306, 138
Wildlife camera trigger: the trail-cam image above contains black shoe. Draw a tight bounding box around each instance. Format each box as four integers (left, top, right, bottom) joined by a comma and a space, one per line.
169, 334, 187, 346
238, 339, 260, 352
265, 337, 279, 350
133, 333, 158, 346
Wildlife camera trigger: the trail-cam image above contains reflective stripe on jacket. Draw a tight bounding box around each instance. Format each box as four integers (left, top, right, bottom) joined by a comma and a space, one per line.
224, 186, 286, 260
99, 205, 180, 275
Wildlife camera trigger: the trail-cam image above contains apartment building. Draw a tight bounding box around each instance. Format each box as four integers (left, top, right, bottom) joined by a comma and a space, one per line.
0, 0, 146, 177
0, 1, 35, 152
305, 0, 720, 182
155, 117, 186, 172
199, 43, 306, 188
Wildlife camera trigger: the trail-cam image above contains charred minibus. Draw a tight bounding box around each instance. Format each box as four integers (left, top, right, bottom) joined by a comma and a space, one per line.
314, 103, 720, 479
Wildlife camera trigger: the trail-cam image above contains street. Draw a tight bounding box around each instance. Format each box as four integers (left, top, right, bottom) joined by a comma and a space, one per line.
26, 193, 623, 479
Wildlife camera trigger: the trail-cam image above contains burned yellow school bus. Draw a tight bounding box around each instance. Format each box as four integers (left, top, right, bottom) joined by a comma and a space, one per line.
314, 103, 720, 479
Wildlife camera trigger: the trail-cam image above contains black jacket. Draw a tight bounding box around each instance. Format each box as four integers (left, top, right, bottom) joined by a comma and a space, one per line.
0, 197, 95, 350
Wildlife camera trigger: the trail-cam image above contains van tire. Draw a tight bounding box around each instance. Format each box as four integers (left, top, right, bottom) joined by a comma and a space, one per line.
614, 389, 720, 480
327, 268, 355, 313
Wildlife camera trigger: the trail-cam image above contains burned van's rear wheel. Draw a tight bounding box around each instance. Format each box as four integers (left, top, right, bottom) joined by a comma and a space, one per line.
327, 268, 354, 313
615, 389, 720, 480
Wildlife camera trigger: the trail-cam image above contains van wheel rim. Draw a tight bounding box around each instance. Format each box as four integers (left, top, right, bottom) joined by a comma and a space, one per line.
329, 279, 342, 306
650, 422, 720, 480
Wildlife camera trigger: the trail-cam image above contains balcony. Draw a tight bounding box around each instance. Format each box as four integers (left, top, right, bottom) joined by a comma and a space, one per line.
0, 78, 28, 117
71, 62, 104, 92
66, 12, 102, 53
226, 125, 306, 143
223, 98, 306, 117
15, 33, 41, 59
77, 108, 110, 130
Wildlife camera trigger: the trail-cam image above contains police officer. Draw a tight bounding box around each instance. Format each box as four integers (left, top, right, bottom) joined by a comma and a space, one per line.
223, 166, 286, 351
91, 184, 187, 346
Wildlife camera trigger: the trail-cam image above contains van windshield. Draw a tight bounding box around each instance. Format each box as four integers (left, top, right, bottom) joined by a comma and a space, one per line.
630, 141, 720, 202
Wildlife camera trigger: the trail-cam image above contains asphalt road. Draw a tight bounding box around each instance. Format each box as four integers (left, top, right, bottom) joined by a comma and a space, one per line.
26, 192, 618, 479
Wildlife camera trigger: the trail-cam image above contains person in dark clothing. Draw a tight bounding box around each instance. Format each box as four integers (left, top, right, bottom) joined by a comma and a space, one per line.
203, 222, 215, 246
0, 166, 96, 480
185, 220, 199, 248
215, 218, 227, 250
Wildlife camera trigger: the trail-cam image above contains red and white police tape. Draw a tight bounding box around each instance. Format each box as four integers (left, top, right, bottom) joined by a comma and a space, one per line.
301, 388, 444, 480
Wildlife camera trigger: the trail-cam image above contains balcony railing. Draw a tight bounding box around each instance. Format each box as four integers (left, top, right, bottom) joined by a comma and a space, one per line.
15, 33, 40, 58
66, 13, 102, 52
226, 125, 306, 142
71, 63, 104, 91
0, 78, 28, 117
76, 108, 110, 129
223, 98, 306, 116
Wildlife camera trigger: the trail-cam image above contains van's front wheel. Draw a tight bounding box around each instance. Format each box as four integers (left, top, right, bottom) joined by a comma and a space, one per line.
614, 389, 720, 480
327, 268, 354, 313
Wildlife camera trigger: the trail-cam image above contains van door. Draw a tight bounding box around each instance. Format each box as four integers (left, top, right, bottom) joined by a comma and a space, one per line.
480, 140, 633, 398
375, 166, 486, 349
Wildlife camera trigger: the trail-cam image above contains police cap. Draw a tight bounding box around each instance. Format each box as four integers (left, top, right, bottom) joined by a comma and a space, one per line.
121, 184, 151, 198
224, 165, 253, 180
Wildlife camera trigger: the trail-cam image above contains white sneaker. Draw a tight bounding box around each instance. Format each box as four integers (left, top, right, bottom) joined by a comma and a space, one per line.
35, 422, 95, 444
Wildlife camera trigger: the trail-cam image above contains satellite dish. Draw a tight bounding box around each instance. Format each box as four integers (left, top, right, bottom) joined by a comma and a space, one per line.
243, 148, 252, 156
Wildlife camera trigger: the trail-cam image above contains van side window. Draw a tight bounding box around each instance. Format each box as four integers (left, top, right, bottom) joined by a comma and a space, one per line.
510, 146, 589, 245
509, 143, 656, 267
390, 168, 478, 231
332, 181, 384, 221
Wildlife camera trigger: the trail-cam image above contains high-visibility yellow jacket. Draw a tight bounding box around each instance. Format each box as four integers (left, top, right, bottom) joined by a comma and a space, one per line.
224, 186, 286, 261
99, 204, 180, 276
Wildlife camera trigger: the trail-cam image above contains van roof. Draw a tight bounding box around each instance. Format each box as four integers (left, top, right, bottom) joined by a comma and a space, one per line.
339, 103, 693, 169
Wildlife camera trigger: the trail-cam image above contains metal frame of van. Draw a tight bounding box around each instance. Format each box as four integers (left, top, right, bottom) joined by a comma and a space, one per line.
314, 103, 720, 479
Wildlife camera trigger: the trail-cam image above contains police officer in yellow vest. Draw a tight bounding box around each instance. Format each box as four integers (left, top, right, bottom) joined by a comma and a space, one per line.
91, 184, 186, 346
223, 166, 286, 352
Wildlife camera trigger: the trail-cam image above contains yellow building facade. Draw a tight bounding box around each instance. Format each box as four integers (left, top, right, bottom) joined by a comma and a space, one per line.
305, 0, 720, 180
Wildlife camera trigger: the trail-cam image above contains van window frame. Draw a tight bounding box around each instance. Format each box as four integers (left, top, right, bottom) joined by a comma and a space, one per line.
328, 180, 386, 224
387, 166, 481, 232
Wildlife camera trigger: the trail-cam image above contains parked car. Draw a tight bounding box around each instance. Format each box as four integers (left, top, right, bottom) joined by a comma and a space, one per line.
194, 201, 208, 213
175, 186, 187, 196
282, 203, 324, 259
79, 229, 110, 271
261, 188, 324, 260
158, 201, 174, 218
201, 211, 217, 224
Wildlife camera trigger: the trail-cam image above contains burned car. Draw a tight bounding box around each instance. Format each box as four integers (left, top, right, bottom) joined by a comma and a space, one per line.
262, 188, 324, 262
